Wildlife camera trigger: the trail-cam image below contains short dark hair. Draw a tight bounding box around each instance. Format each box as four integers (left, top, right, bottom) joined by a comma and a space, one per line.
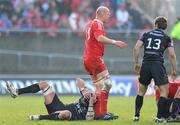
154, 16, 167, 30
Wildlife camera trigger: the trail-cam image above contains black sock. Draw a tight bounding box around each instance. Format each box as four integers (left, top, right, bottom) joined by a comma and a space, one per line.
18, 84, 40, 95
39, 113, 59, 120
171, 98, 180, 118
135, 95, 143, 117
157, 97, 167, 118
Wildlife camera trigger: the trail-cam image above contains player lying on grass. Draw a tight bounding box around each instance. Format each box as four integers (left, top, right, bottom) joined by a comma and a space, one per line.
155, 82, 180, 122
6, 79, 118, 121
75, 78, 118, 120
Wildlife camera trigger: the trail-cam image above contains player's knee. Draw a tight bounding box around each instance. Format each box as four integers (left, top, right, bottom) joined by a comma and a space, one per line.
158, 85, 169, 97
102, 79, 112, 91
58, 110, 72, 120
138, 84, 148, 96
39, 81, 54, 95
39, 81, 49, 90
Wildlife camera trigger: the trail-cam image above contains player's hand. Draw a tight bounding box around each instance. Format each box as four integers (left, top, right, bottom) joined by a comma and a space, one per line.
89, 93, 97, 104
113, 40, 127, 48
134, 63, 141, 75
171, 70, 177, 81
84, 91, 92, 99
76, 78, 86, 89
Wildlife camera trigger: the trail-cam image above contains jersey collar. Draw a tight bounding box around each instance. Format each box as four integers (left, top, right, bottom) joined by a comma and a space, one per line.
155, 28, 163, 32
94, 19, 103, 25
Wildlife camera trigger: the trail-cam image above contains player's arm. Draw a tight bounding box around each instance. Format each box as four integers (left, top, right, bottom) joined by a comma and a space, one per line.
96, 35, 127, 48
168, 47, 177, 81
133, 40, 143, 74
76, 78, 91, 98
86, 94, 96, 120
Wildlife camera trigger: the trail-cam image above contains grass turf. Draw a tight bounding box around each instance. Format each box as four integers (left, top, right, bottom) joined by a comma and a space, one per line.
0, 96, 179, 125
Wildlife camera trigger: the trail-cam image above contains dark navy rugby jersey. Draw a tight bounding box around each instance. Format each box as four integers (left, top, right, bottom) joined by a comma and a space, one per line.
65, 102, 88, 120
139, 29, 173, 62
65, 96, 89, 120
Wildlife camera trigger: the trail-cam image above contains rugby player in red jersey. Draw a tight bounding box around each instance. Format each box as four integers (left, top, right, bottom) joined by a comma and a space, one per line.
83, 6, 127, 118
155, 82, 180, 122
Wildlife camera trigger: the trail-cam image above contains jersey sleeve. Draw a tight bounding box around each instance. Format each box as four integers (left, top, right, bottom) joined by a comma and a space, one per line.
93, 21, 104, 39
138, 32, 146, 42
166, 36, 174, 48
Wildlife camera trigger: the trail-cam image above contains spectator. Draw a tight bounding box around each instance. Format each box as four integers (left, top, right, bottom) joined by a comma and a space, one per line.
59, 14, 69, 29
116, 4, 132, 35
0, 13, 12, 29
27, 4, 42, 29
56, 0, 71, 16
47, 10, 59, 37
170, 17, 180, 41
126, 2, 141, 29
68, 10, 79, 31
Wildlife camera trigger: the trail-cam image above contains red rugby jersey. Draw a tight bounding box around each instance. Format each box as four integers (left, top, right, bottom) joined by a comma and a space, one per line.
84, 19, 105, 58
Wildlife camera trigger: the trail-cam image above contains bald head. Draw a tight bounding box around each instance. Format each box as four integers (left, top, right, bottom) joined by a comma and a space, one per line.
96, 6, 109, 15
96, 6, 110, 22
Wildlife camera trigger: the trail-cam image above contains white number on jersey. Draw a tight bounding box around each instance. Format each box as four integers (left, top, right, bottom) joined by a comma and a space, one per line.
146, 38, 161, 50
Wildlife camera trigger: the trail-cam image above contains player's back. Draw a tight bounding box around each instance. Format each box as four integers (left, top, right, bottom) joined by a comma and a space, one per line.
84, 19, 105, 58
141, 29, 173, 63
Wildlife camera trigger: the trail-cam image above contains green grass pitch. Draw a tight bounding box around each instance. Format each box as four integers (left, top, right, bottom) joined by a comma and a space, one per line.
0, 96, 179, 125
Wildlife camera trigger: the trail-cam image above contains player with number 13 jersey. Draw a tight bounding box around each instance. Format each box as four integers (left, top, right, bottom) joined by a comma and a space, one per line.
140, 28, 173, 62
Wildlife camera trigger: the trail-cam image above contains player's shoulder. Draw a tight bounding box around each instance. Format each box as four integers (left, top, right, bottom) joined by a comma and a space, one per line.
162, 32, 172, 43
141, 30, 151, 37
92, 19, 103, 28
86, 20, 93, 27
93, 19, 103, 24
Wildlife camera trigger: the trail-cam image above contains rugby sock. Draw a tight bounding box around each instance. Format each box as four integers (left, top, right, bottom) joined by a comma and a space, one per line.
157, 96, 167, 118
171, 98, 180, 118
18, 84, 40, 95
100, 90, 108, 115
135, 95, 143, 117
39, 113, 59, 120
94, 90, 108, 117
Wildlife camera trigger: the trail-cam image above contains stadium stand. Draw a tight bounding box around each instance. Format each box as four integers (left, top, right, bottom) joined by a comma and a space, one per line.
0, 32, 179, 74
0, 0, 179, 74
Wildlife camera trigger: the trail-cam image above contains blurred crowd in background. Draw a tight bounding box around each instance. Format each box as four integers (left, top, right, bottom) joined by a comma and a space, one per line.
0, 0, 153, 32
0, 0, 179, 38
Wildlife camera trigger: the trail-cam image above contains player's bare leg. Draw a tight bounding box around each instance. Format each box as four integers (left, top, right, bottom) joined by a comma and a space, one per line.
29, 81, 62, 120
91, 70, 111, 92
133, 83, 148, 122
28, 81, 72, 121
6, 80, 55, 102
